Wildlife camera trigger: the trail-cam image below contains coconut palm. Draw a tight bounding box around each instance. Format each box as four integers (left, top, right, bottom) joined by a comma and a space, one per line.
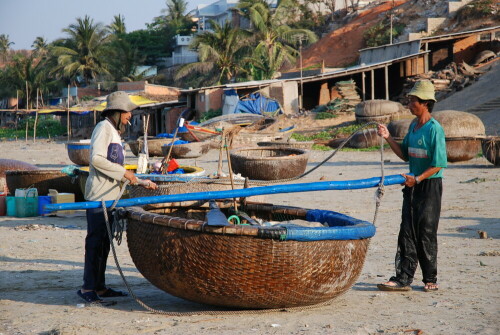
0, 34, 14, 62
51, 16, 111, 85
175, 20, 250, 87
32, 36, 49, 57
238, 0, 317, 80
108, 14, 126, 35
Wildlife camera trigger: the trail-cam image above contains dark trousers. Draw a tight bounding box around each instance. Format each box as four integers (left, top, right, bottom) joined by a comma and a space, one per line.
83, 208, 114, 291
391, 178, 442, 286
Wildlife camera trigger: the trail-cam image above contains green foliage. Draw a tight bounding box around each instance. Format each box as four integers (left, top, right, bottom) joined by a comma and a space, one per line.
363, 20, 406, 48
199, 109, 222, 123
0, 116, 65, 139
456, 0, 496, 22
315, 111, 338, 120
81, 95, 95, 101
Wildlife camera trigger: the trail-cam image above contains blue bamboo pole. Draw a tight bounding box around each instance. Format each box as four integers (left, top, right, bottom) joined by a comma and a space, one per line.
44, 174, 407, 212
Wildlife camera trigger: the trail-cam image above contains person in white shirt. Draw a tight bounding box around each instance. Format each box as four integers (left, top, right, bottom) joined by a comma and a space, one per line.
78, 91, 157, 304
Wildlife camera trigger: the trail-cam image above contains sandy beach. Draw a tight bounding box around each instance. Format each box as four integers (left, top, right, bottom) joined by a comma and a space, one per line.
0, 138, 498, 335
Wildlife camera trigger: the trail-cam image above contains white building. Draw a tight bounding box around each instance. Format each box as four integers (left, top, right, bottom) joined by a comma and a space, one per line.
164, 35, 199, 67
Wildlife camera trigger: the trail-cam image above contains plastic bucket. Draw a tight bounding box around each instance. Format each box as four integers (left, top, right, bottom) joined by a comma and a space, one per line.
38, 196, 52, 216
6, 196, 17, 216
0, 192, 6, 216
15, 196, 38, 217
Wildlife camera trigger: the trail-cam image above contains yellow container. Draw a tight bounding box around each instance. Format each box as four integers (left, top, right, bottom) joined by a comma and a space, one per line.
48, 189, 75, 216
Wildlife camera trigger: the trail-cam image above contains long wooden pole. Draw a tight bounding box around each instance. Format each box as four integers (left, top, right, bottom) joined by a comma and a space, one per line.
67, 85, 70, 142
25, 81, 29, 142
33, 88, 39, 143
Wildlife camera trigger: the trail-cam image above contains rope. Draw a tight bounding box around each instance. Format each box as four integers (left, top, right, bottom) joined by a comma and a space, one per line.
101, 121, 387, 315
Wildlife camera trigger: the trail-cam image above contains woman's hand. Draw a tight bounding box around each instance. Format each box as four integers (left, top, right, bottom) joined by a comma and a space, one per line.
377, 124, 390, 139
124, 169, 138, 185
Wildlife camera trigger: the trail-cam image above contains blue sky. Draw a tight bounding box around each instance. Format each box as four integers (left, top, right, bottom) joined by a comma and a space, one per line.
0, 0, 206, 50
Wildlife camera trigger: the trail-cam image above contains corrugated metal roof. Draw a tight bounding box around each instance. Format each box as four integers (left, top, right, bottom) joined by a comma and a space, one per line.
359, 40, 421, 65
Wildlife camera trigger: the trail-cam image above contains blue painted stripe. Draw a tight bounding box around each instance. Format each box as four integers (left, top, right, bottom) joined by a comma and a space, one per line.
67, 144, 91, 150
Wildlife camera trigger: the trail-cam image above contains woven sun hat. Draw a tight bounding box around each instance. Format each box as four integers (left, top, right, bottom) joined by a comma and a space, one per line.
408, 80, 436, 102
103, 91, 138, 113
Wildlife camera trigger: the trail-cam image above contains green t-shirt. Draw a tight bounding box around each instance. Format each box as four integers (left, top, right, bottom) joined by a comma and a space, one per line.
401, 118, 447, 178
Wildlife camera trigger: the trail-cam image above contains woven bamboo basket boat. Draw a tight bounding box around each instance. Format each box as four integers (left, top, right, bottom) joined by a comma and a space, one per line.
66, 141, 91, 166
6, 170, 84, 201
0, 159, 40, 194
122, 201, 375, 309
257, 140, 314, 150
127, 137, 175, 157
161, 142, 211, 159
127, 175, 264, 207
230, 147, 309, 180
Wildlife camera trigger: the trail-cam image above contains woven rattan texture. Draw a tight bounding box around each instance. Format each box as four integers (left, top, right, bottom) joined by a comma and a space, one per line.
126, 206, 370, 309
67, 143, 90, 166
257, 141, 314, 150
229, 147, 309, 180
0, 159, 40, 193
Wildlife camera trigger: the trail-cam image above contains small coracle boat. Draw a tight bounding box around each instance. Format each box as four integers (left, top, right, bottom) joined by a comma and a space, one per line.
121, 201, 375, 309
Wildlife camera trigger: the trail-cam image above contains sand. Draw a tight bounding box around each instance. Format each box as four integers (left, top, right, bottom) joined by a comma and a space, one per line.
0, 138, 498, 335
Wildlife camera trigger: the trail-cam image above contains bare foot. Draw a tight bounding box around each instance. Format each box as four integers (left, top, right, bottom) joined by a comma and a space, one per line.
424, 283, 439, 292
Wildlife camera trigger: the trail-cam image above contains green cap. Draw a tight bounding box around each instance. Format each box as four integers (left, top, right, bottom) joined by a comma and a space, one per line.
408, 80, 436, 102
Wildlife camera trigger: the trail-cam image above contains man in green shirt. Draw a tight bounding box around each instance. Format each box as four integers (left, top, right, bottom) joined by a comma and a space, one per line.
376, 80, 447, 292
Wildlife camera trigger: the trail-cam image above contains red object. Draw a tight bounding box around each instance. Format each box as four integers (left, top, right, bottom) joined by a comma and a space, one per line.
0, 192, 6, 216
167, 159, 180, 172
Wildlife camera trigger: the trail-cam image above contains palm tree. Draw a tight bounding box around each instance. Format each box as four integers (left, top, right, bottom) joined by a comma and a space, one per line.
108, 14, 126, 35
0, 34, 14, 62
32, 36, 49, 57
175, 20, 250, 86
238, 0, 317, 80
51, 16, 111, 85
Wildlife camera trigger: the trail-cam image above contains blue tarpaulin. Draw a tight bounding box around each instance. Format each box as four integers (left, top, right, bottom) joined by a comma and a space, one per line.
233, 93, 282, 116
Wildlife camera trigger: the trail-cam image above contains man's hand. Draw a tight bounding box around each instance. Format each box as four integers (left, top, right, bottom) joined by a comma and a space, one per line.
377, 124, 390, 139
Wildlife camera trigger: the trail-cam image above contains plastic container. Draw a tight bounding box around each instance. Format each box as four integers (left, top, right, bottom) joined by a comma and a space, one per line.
0, 192, 6, 216
6, 196, 16, 216
38, 195, 52, 216
15, 196, 38, 217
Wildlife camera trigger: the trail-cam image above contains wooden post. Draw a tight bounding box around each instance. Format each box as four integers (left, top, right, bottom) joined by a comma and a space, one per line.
370, 69, 375, 100
33, 88, 39, 143
25, 82, 29, 142
67, 85, 70, 142
385, 65, 389, 100
362, 71, 366, 101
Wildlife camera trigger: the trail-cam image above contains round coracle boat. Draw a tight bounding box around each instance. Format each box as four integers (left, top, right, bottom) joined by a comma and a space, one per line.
355, 99, 408, 123
0, 159, 40, 194
121, 201, 375, 309
6, 169, 83, 201
257, 140, 314, 150
387, 117, 415, 141
128, 137, 174, 157
433, 110, 486, 162
229, 147, 309, 180
66, 141, 91, 166
481, 136, 499, 166
161, 142, 211, 159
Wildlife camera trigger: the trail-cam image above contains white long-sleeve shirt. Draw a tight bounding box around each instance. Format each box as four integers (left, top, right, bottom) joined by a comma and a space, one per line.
85, 119, 127, 201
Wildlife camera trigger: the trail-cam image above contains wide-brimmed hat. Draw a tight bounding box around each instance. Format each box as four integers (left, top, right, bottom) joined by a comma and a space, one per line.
103, 91, 138, 113
408, 80, 436, 102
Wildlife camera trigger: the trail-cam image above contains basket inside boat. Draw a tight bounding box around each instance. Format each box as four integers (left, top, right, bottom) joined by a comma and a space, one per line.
121, 201, 375, 309
127, 176, 265, 207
